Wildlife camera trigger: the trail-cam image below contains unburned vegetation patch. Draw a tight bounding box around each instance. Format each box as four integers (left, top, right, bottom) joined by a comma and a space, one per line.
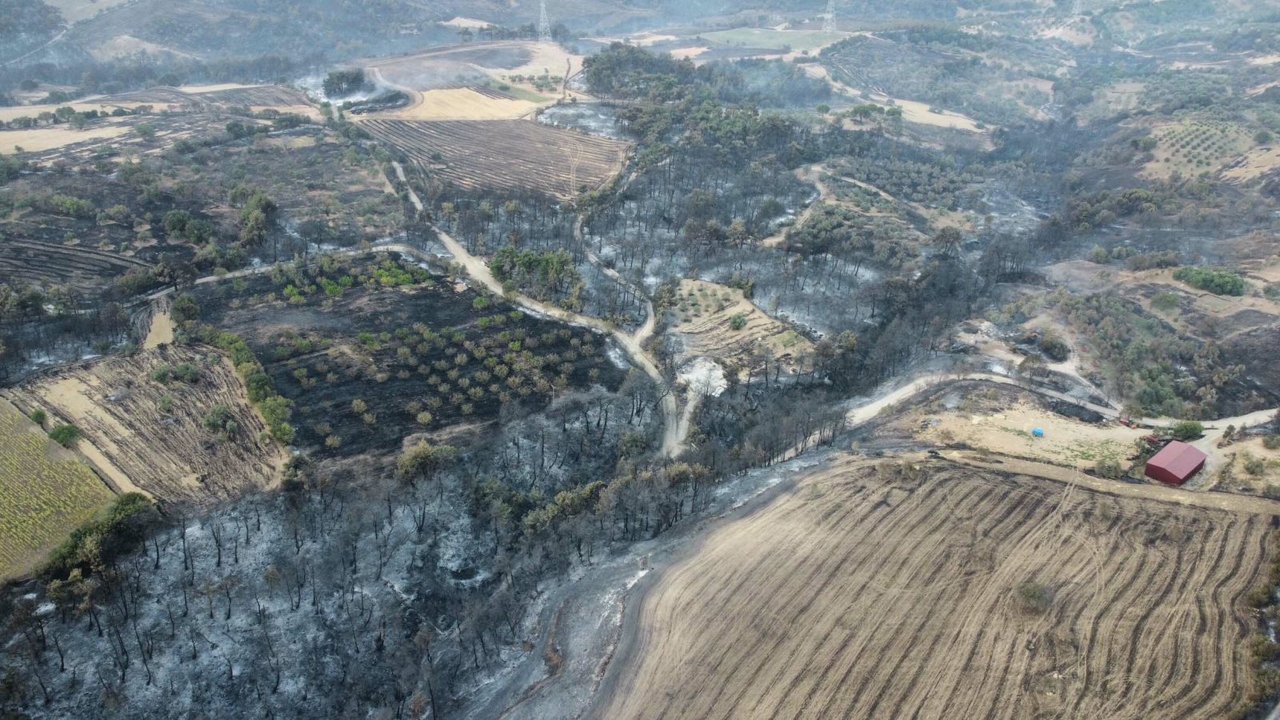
0, 399, 113, 580
601, 459, 1276, 720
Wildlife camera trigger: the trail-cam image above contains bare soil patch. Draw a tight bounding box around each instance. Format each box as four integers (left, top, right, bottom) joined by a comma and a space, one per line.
893, 387, 1144, 473
1223, 145, 1280, 183
89, 34, 196, 61
599, 457, 1275, 720
42, 0, 132, 23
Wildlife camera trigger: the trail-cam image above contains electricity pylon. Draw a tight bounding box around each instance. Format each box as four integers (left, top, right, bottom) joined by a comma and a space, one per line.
539, 0, 552, 43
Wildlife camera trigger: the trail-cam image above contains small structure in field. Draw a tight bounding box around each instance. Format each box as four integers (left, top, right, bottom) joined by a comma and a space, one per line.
1145, 440, 1207, 486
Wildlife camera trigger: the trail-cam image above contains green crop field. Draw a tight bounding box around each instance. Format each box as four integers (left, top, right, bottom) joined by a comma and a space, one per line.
0, 399, 114, 581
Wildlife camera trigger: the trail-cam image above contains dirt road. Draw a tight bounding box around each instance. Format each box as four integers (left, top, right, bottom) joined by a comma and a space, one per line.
400, 164, 686, 456
760, 164, 832, 248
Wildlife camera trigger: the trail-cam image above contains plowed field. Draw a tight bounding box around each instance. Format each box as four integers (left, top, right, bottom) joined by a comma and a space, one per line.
598, 458, 1276, 720
361, 119, 629, 200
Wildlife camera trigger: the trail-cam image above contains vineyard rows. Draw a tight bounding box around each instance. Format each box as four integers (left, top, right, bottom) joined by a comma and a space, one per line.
0, 400, 113, 580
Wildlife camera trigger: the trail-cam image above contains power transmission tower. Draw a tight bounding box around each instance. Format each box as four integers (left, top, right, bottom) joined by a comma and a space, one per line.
822, 0, 836, 33
538, 0, 552, 43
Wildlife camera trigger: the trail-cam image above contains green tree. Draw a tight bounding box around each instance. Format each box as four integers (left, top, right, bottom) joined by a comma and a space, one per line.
397, 441, 457, 493
1171, 420, 1204, 441
49, 424, 81, 447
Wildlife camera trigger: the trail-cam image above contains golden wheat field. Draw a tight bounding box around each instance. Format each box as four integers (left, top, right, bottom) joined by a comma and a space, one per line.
0, 399, 113, 580
598, 457, 1275, 720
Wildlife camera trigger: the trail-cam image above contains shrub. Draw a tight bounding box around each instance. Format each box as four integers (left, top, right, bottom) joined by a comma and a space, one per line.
729, 314, 748, 331
1095, 457, 1124, 479
1038, 334, 1070, 363
204, 405, 236, 436
1016, 581, 1052, 614
1173, 267, 1246, 296
1244, 454, 1266, 477
30, 408, 46, 427
1264, 435, 1280, 451
1150, 292, 1181, 312
172, 363, 199, 383
1171, 420, 1204, 441
49, 424, 81, 447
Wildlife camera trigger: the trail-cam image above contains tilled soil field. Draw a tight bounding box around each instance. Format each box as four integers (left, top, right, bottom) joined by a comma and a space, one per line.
597, 458, 1276, 720
361, 119, 629, 200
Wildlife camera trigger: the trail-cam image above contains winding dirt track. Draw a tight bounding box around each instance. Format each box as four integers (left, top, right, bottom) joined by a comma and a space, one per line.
391, 161, 685, 457
595, 458, 1277, 720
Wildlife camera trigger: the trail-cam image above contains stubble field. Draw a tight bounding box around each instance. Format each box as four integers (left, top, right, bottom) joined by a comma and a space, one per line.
598, 457, 1275, 720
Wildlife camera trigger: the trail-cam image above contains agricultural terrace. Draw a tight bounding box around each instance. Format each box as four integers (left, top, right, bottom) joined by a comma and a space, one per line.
8, 345, 284, 506
191, 254, 626, 458
0, 238, 147, 295
107, 84, 316, 116
0, 84, 318, 157
669, 280, 813, 378
362, 119, 629, 200
0, 111, 249, 161
600, 458, 1276, 720
0, 399, 113, 581
1142, 120, 1257, 181
820, 28, 1061, 126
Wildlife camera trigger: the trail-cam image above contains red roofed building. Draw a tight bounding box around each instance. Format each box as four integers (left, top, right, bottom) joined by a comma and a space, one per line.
1145, 441, 1207, 486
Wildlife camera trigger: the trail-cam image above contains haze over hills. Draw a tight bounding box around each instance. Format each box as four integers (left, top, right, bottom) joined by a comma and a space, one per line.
1, 0, 1280, 718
